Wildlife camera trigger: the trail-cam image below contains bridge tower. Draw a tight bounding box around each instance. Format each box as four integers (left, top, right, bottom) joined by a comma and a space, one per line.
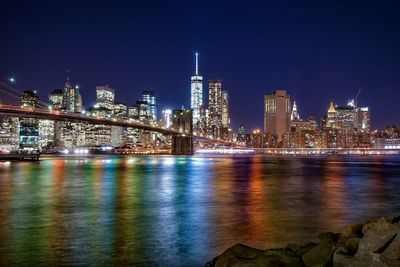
171, 109, 193, 155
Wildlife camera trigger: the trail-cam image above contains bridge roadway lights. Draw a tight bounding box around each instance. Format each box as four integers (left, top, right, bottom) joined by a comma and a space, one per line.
172, 135, 193, 155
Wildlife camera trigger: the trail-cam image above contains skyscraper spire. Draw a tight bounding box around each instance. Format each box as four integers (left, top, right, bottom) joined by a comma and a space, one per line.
195, 52, 199, 75
291, 101, 300, 120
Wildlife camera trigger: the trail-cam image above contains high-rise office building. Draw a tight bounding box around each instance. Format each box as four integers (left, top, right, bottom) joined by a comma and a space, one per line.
336, 105, 357, 131
20, 90, 39, 108
63, 77, 82, 113
208, 80, 222, 138
326, 102, 337, 129
237, 124, 246, 143
19, 90, 40, 150
222, 90, 230, 127
96, 85, 115, 111
0, 117, 19, 151
49, 89, 64, 110
357, 107, 370, 132
142, 90, 156, 121
113, 103, 127, 119
264, 90, 291, 142
160, 109, 172, 128
291, 101, 300, 121
191, 52, 203, 128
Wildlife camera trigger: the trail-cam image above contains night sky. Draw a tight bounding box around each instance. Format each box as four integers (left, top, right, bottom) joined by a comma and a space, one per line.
1, 0, 400, 130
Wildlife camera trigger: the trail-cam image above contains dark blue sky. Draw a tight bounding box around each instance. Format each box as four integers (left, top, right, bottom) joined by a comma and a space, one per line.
1, 0, 399, 130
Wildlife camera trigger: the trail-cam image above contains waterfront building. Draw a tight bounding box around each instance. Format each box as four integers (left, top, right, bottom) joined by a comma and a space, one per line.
85, 105, 114, 146
62, 77, 82, 113
208, 80, 223, 139
49, 89, 64, 110
126, 100, 151, 145
142, 90, 157, 121
191, 52, 203, 130
0, 117, 19, 151
290, 116, 317, 132
237, 124, 246, 143
264, 90, 291, 142
112, 103, 128, 146
60, 121, 85, 148
38, 120, 55, 149
245, 130, 277, 148
357, 107, 370, 132
19, 90, 39, 150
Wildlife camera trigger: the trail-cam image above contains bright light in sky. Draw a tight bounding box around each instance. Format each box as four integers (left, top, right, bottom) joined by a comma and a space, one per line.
8, 77, 15, 83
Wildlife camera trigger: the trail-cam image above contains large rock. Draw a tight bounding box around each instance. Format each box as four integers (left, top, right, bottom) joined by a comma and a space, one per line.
336, 222, 364, 249
333, 251, 355, 267
356, 218, 400, 257
287, 242, 317, 257
213, 244, 263, 267
211, 244, 304, 267
302, 243, 336, 267
352, 253, 399, 267
380, 233, 400, 261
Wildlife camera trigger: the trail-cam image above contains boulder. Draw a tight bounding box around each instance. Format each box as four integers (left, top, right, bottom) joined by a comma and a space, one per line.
213, 243, 263, 267
344, 237, 361, 255
336, 222, 364, 248
287, 242, 317, 257
302, 243, 336, 267
332, 251, 355, 267
356, 218, 400, 257
212, 244, 304, 267
381, 233, 400, 261
353, 253, 399, 267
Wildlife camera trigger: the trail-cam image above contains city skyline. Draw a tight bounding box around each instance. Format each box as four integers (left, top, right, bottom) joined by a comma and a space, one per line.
1, 1, 400, 130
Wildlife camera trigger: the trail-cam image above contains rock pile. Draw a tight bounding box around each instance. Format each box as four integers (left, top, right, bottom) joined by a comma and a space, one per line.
206, 216, 400, 267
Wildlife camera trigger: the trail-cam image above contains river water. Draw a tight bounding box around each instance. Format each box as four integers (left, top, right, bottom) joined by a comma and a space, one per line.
0, 155, 399, 266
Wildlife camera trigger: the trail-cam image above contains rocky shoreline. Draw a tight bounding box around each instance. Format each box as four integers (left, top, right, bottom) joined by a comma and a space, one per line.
206, 216, 400, 267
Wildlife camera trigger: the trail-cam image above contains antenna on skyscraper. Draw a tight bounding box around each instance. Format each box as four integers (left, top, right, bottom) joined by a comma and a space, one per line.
195, 52, 199, 76
355, 89, 362, 108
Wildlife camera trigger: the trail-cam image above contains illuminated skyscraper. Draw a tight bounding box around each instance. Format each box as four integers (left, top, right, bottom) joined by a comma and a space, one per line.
19, 90, 39, 150
191, 52, 203, 128
291, 101, 300, 121
222, 90, 230, 127
326, 102, 337, 129
160, 109, 172, 128
208, 80, 222, 138
49, 89, 63, 110
63, 77, 82, 113
142, 90, 156, 121
264, 90, 291, 142
357, 107, 370, 132
96, 85, 115, 111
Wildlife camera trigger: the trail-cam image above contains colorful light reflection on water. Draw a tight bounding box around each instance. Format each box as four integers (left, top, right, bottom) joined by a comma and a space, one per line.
0, 155, 400, 266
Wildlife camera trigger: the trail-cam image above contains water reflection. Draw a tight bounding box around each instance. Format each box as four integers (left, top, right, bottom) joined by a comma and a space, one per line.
0, 155, 399, 266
